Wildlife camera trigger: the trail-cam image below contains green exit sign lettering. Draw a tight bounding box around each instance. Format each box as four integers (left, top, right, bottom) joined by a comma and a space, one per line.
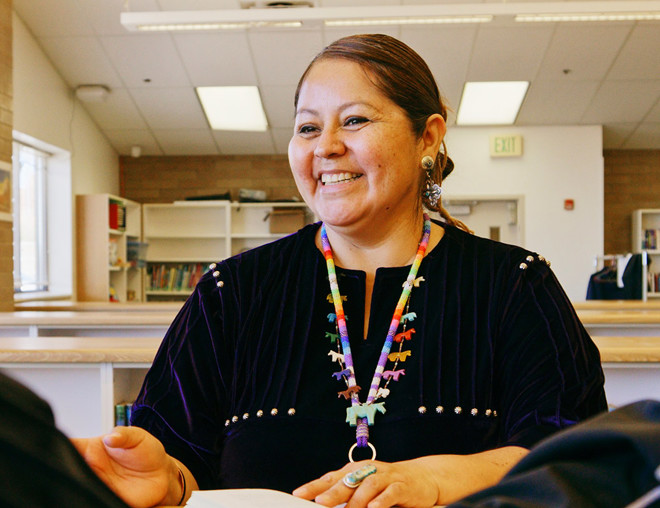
489, 134, 523, 158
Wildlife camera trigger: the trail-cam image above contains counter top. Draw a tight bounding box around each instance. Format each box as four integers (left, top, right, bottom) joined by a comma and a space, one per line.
0, 311, 177, 327
0, 336, 657, 364
0, 337, 162, 363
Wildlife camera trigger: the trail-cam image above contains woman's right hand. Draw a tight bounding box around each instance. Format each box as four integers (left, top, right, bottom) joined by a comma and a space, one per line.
71, 426, 183, 508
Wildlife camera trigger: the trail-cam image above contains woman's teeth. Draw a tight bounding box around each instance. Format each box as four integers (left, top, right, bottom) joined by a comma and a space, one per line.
321, 172, 361, 185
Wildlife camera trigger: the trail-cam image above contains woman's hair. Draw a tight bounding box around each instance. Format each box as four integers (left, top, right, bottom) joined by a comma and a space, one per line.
294, 33, 469, 232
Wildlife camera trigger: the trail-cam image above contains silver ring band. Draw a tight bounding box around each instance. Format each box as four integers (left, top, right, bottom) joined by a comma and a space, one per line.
342, 464, 377, 488
348, 442, 377, 463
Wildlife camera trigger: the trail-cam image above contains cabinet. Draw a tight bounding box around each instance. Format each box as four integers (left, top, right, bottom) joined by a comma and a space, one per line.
632, 209, 660, 299
142, 201, 313, 300
76, 194, 143, 303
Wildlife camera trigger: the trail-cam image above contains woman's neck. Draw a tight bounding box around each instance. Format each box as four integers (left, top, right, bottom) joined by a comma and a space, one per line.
317, 211, 428, 275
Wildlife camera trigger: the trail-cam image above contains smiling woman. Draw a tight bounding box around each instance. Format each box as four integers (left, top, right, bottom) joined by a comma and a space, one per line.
74, 34, 607, 508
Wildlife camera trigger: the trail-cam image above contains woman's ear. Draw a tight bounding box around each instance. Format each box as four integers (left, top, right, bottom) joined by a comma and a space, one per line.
420, 114, 447, 156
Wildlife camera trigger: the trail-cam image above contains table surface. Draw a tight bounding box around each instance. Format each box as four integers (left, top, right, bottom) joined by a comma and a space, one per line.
0, 335, 657, 364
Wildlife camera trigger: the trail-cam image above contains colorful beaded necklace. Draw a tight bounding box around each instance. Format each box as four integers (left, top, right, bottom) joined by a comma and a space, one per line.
321, 214, 431, 461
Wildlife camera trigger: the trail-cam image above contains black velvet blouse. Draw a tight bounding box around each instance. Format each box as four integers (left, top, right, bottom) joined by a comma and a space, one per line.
131, 221, 607, 494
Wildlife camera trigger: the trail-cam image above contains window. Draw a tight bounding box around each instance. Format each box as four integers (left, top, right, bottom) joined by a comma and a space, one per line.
12, 141, 49, 293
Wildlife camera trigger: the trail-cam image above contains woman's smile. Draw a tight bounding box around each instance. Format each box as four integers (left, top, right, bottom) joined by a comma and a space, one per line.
320, 172, 363, 186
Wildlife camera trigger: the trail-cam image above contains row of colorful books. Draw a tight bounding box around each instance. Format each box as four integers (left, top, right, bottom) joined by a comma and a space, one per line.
147, 263, 210, 292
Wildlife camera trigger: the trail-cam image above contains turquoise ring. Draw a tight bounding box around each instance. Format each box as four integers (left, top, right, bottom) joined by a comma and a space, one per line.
342, 464, 377, 488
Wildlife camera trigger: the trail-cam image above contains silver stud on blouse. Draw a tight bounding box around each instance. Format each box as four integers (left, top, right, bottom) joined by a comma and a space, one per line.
287, 408, 296, 416
485, 409, 492, 417
418, 406, 427, 414
526, 255, 534, 262
231, 415, 238, 423
435, 405, 444, 414
209, 263, 217, 270
212, 270, 220, 278
242, 413, 249, 420
493, 410, 498, 417
217, 280, 224, 288
471, 408, 478, 416
256, 410, 264, 417
224, 419, 230, 427
454, 406, 462, 414
271, 408, 278, 416
519, 263, 528, 270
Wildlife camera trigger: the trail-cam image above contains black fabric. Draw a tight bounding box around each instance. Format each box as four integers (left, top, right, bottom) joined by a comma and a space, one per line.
0, 370, 129, 508
449, 400, 660, 508
131, 221, 607, 493
586, 254, 645, 300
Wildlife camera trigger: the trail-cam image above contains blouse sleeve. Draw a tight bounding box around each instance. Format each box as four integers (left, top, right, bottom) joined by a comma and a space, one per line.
130, 272, 230, 489
494, 255, 607, 449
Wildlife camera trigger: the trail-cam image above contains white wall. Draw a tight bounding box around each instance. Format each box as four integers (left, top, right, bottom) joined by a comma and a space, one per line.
12, 12, 119, 298
444, 125, 603, 302
12, 12, 118, 196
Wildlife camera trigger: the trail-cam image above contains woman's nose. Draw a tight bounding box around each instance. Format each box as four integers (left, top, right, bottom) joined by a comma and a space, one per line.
314, 128, 345, 158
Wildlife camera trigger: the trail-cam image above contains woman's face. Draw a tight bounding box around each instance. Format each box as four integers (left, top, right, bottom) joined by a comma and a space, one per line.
288, 58, 430, 231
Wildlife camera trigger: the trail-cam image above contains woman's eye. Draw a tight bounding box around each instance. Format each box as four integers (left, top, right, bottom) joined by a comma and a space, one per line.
345, 117, 368, 127
297, 124, 318, 135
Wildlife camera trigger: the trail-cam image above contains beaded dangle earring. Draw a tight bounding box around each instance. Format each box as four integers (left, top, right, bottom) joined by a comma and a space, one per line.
422, 155, 442, 207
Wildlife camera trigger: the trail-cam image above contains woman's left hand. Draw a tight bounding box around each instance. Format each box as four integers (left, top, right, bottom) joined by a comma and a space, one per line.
292, 459, 440, 508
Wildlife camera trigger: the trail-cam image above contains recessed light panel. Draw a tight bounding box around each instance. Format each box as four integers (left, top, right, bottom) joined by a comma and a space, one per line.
196, 86, 268, 131
457, 82, 529, 125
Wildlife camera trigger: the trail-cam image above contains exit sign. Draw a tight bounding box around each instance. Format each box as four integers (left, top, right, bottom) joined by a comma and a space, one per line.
490, 134, 523, 157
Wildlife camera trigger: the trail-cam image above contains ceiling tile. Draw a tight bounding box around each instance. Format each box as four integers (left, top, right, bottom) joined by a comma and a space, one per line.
536, 24, 631, 81
623, 123, 660, 149
260, 85, 296, 129
517, 80, 601, 125
602, 123, 636, 149
248, 30, 324, 86
103, 129, 163, 156
467, 25, 554, 81
322, 26, 401, 47
212, 130, 276, 154
152, 129, 220, 155
100, 34, 191, 88
608, 25, 660, 81
129, 87, 208, 129
81, 88, 148, 130
13, 0, 93, 37
271, 127, 293, 155
79, 0, 160, 36
36, 36, 124, 89
173, 32, 258, 86
645, 97, 660, 123
157, 0, 242, 9
581, 81, 660, 124
401, 25, 477, 112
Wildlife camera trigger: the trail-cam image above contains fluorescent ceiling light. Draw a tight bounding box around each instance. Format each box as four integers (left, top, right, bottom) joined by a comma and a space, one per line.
324, 15, 492, 27
516, 12, 660, 22
121, 2, 660, 31
457, 82, 529, 126
196, 86, 268, 132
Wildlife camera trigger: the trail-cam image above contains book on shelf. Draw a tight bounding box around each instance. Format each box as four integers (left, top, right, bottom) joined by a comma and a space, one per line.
114, 401, 133, 427
642, 229, 660, 250
147, 263, 209, 292
109, 198, 126, 231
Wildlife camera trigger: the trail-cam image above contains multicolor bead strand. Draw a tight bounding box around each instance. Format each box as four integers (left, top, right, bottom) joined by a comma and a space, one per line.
321, 214, 431, 450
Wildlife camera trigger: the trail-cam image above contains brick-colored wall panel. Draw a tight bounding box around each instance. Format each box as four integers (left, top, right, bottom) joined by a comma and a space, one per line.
0, 0, 12, 311
121, 155, 301, 204
604, 149, 660, 255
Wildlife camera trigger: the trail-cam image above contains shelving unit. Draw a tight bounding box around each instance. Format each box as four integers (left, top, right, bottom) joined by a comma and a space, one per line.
76, 194, 143, 303
142, 201, 312, 300
632, 209, 660, 298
